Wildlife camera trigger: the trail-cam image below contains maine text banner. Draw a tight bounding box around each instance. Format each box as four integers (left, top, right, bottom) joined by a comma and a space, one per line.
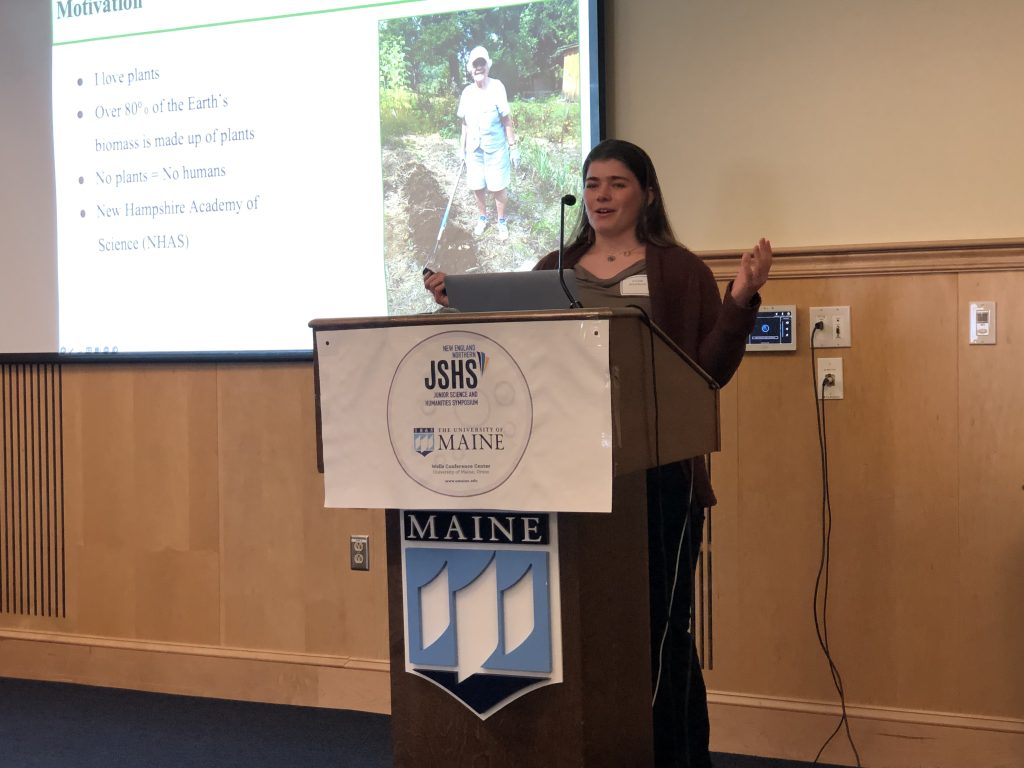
317, 319, 613, 512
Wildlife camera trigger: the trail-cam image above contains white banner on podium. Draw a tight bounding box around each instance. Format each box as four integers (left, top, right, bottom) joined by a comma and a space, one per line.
317, 319, 613, 513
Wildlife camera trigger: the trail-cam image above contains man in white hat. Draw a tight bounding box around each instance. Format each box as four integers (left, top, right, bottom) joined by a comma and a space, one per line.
457, 45, 519, 241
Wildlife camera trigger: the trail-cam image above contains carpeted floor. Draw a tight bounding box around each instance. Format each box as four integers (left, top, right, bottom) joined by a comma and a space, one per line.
0, 676, 843, 767
0, 677, 389, 768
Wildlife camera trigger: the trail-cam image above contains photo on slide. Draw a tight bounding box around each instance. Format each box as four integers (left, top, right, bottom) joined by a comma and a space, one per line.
378, 1, 582, 315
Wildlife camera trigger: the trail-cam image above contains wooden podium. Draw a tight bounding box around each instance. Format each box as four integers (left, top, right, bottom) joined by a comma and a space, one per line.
310, 308, 719, 768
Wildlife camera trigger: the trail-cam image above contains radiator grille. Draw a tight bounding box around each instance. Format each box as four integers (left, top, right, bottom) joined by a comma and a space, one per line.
0, 364, 66, 618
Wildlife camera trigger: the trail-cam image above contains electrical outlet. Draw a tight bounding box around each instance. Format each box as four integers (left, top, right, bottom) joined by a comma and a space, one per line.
809, 306, 851, 348
816, 357, 844, 400
350, 535, 369, 571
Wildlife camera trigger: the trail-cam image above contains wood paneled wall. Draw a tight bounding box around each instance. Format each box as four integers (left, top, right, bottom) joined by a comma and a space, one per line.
703, 243, 1024, 766
1, 245, 1023, 766
0, 362, 390, 713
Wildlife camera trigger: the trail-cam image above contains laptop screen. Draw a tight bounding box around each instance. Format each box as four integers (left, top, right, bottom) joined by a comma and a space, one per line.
444, 270, 582, 312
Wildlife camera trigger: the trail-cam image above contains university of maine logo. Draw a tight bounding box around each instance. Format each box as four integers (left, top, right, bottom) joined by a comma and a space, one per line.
413, 427, 435, 456
401, 510, 562, 719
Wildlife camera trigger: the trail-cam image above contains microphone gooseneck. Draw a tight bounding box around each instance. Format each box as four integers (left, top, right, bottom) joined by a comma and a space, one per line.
558, 194, 583, 309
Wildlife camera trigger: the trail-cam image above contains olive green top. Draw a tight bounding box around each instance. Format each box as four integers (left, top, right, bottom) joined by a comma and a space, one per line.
573, 261, 652, 316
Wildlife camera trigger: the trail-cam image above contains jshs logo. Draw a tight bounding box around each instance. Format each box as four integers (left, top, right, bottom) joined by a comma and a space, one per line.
422, 347, 489, 391
387, 330, 532, 496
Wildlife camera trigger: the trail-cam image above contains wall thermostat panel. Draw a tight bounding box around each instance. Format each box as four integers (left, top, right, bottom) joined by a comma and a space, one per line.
746, 304, 797, 351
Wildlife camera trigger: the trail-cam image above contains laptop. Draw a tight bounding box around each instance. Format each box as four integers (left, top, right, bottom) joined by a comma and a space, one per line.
444, 270, 582, 312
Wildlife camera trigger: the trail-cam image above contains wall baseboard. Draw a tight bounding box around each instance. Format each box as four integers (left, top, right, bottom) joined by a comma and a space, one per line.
0, 629, 390, 714
709, 690, 1024, 768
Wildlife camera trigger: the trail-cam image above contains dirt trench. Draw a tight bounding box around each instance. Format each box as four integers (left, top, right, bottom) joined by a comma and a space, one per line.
381, 134, 563, 315
404, 161, 478, 276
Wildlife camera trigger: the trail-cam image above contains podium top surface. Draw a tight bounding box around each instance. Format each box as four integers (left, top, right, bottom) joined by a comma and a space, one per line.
311, 306, 631, 330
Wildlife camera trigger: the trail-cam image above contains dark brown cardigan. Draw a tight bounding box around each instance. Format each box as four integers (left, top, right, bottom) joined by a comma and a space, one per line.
535, 242, 759, 505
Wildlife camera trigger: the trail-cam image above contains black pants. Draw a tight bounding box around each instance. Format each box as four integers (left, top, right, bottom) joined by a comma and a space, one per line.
648, 463, 711, 768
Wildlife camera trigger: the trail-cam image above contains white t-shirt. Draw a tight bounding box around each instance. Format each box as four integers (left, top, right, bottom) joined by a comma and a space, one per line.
458, 78, 510, 153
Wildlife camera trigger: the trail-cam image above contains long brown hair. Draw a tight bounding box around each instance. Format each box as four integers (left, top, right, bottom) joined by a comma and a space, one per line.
565, 139, 680, 252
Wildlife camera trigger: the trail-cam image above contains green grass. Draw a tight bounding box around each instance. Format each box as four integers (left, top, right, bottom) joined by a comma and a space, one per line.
380, 91, 580, 147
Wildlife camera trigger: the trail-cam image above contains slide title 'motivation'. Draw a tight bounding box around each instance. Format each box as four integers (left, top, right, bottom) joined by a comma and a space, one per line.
56, 0, 142, 19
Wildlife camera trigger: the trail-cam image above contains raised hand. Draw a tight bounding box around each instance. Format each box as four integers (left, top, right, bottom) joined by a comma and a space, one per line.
732, 237, 773, 306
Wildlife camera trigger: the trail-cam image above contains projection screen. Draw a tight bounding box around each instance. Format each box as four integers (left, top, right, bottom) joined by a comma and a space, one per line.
0, 0, 603, 357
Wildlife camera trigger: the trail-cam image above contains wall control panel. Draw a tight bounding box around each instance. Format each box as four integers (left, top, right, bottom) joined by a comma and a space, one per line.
746, 305, 797, 351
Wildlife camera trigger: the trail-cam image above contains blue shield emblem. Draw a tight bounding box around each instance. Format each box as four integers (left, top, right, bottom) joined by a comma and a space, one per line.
401, 511, 562, 719
413, 427, 435, 456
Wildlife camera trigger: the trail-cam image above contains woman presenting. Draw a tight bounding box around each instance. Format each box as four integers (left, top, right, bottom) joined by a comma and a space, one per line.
426, 138, 772, 767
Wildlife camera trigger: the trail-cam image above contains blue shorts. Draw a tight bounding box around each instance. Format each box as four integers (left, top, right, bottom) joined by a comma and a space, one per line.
466, 145, 510, 192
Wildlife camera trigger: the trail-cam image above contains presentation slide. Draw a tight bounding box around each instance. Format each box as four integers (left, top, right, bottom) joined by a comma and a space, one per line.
46, 0, 598, 355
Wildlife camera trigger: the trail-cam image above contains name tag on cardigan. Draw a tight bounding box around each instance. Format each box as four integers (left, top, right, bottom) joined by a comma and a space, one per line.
620, 275, 649, 296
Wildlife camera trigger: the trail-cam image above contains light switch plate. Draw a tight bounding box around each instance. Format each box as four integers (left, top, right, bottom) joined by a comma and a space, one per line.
969, 301, 996, 345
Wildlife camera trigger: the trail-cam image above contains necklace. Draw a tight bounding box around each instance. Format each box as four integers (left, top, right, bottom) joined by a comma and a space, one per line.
606, 245, 641, 262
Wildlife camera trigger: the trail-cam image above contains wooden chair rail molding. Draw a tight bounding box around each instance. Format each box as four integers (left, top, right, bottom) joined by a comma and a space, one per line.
702, 239, 1024, 281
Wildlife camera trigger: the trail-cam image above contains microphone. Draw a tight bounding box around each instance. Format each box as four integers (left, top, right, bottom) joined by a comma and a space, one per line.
558, 194, 583, 308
